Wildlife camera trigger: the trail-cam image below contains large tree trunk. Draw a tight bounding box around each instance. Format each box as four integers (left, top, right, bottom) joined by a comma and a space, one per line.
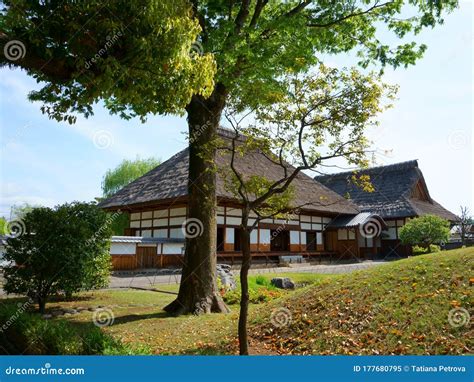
238, 215, 252, 355
37, 295, 46, 314
164, 84, 229, 315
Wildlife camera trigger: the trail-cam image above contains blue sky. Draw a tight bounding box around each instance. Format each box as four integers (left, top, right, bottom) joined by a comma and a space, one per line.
0, 2, 472, 219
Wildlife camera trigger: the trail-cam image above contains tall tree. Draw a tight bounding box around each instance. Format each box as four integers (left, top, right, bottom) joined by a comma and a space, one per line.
1, 0, 458, 314
101, 157, 160, 235
221, 66, 395, 353
456, 206, 472, 246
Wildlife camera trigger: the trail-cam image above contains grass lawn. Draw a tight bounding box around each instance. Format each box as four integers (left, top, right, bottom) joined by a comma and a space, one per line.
1, 247, 472, 355
33, 272, 329, 354
249, 247, 473, 355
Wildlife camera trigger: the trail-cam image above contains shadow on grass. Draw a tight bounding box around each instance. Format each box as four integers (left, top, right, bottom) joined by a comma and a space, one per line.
111, 311, 170, 325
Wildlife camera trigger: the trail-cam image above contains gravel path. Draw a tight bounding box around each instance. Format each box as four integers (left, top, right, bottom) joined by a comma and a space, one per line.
108, 261, 385, 289
0, 261, 386, 296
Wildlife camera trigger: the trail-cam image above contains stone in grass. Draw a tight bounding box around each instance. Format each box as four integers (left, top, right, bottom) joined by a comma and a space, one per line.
271, 277, 295, 290
42, 314, 53, 319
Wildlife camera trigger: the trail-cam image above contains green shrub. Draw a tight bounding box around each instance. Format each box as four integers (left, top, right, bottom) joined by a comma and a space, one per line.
0, 303, 149, 355
223, 286, 282, 305
255, 275, 268, 286
399, 215, 450, 251
3, 202, 112, 313
412, 244, 441, 256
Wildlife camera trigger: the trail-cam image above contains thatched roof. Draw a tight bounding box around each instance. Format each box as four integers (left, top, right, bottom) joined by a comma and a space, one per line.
315, 160, 458, 221
99, 128, 359, 215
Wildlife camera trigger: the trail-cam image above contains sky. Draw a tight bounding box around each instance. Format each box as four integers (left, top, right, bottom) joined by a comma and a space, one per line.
0, 2, 472, 219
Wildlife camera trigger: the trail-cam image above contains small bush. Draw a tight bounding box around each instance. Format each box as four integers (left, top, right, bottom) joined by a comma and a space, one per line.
223, 288, 282, 305
412, 244, 441, 255
222, 275, 289, 305
255, 275, 268, 286
0, 303, 149, 355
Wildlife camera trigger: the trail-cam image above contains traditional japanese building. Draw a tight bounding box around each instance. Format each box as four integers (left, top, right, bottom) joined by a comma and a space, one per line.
99, 130, 457, 270
316, 160, 458, 257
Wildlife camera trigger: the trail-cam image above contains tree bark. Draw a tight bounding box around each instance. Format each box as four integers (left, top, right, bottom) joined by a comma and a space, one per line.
238, 214, 252, 355
164, 84, 229, 315
37, 296, 46, 314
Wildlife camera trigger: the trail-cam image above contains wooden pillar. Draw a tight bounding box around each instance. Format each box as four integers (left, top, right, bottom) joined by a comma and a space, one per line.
355, 228, 361, 260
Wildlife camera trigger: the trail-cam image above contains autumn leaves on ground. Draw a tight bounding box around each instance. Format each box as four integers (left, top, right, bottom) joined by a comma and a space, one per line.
249, 247, 473, 355
1, 248, 472, 355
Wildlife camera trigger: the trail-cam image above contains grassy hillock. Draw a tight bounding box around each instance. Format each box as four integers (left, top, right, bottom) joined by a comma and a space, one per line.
249, 247, 473, 355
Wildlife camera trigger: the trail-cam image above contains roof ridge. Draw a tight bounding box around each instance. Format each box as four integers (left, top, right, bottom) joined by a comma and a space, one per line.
314, 159, 419, 179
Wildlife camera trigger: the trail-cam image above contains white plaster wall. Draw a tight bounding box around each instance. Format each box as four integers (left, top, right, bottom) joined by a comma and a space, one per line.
260, 229, 271, 244
162, 243, 184, 255
226, 228, 235, 244
110, 243, 136, 255
290, 230, 300, 244
250, 230, 258, 244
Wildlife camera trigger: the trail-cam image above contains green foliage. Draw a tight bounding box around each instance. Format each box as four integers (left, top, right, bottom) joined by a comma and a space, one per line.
10, 203, 41, 220
222, 65, 396, 217
3, 202, 112, 311
223, 275, 282, 305
223, 286, 282, 305
255, 275, 268, 286
399, 215, 450, 251
0, 217, 7, 235
102, 157, 161, 198
412, 244, 441, 255
1, 1, 457, 121
1, 0, 215, 122
0, 303, 150, 355
101, 157, 160, 235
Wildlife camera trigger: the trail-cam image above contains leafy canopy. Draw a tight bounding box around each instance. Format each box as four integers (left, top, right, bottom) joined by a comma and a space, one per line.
399, 214, 450, 250
0, 0, 457, 122
3, 202, 112, 311
1, 0, 216, 122
221, 64, 396, 220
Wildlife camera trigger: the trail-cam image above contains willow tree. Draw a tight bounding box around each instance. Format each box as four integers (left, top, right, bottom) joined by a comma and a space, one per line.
0, 0, 457, 315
